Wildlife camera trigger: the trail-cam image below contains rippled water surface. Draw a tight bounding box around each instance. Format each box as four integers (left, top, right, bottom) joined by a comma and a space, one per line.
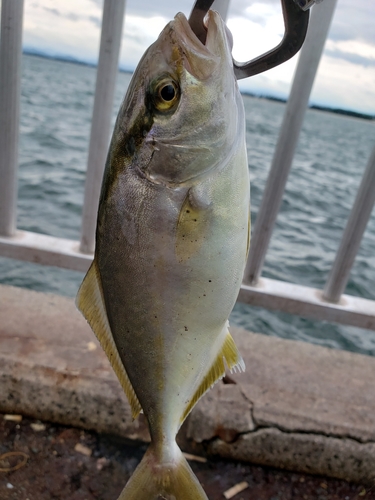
1, 55, 375, 354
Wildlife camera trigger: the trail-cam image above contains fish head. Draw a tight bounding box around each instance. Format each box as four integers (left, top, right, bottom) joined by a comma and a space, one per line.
109, 10, 241, 188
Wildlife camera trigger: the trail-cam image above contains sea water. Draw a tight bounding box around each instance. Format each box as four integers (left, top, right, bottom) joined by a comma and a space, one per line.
1, 54, 374, 355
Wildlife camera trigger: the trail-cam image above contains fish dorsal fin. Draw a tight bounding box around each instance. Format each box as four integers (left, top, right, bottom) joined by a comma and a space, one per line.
180, 329, 245, 424
76, 261, 142, 419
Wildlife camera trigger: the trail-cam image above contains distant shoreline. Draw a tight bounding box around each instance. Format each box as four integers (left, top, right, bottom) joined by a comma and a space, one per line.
241, 93, 375, 121
23, 49, 375, 122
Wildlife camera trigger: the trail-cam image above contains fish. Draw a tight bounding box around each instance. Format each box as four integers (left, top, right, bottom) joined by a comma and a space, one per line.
76, 9, 250, 500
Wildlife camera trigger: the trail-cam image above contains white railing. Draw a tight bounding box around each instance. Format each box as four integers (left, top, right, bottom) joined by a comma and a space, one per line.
0, 0, 24, 237
0, 0, 374, 331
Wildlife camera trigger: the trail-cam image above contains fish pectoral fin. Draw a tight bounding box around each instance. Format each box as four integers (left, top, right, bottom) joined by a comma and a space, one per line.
181, 330, 245, 424
76, 261, 142, 420
175, 190, 211, 263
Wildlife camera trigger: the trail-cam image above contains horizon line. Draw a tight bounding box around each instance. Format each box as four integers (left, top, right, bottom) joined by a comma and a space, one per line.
22, 48, 375, 121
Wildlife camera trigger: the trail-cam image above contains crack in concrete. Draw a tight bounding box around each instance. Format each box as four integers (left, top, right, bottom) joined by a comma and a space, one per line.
235, 383, 375, 446
227, 420, 375, 447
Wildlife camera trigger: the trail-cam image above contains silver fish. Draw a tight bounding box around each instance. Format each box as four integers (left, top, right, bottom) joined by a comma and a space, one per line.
77, 10, 250, 500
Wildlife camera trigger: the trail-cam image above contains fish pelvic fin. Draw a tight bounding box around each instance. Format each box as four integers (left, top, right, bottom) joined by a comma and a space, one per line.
117, 443, 208, 500
76, 260, 142, 420
181, 329, 245, 424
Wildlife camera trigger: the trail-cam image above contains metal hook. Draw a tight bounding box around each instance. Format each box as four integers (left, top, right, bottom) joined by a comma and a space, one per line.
188, 0, 312, 80
188, 0, 215, 45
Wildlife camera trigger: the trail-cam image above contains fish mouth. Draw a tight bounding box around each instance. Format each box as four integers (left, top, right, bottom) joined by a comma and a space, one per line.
173, 12, 211, 53
172, 11, 233, 79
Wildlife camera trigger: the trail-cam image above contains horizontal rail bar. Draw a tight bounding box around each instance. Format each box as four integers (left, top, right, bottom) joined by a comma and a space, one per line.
1, 230, 374, 330
324, 140, 375, 302
239, 279, 375, 331
0, 231, 92, 273
0, 0, 24, 236
244, 0, 338, 285
80, 0, 126, 254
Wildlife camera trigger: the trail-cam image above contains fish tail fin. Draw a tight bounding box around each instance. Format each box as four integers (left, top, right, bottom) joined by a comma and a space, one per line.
117, 443, 208, 500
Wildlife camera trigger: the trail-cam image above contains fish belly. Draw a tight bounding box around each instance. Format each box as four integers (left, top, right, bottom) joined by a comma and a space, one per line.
97, 142, 249, 440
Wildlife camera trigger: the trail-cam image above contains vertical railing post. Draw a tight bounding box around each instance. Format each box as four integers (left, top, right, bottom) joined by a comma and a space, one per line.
212, 0, 230, 20
0, 0, 24, 236
80, 0, 126, 254
244, 0, 338, 285
323, 141, 375, 303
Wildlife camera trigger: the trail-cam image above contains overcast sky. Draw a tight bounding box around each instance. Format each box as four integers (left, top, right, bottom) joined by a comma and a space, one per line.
21, 0, 375, 114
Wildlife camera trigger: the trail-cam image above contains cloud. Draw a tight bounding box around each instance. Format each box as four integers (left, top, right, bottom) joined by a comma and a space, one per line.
325, 39, 375, 67
42, 6, 60, 17
23, 0, 102, 63
328, 0, 375, 44
119, 15, 169, 70
89, 15, 101, 28
311, 54, 375, 114
90, 0, 192, 19
227, 4, 284, 64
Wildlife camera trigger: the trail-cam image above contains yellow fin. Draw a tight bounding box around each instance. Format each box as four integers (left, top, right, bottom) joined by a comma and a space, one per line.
117, 444, 208, 500
181, 330, 245, 424
76, 261, 142, 419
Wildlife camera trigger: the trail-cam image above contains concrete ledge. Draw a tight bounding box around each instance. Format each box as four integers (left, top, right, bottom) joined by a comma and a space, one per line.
210, 429, 375, 483
1, 284, 375, 483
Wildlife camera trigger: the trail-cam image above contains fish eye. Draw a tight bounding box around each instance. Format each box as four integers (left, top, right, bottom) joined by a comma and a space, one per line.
160, 84, 176, 102
153, 78, 180, 112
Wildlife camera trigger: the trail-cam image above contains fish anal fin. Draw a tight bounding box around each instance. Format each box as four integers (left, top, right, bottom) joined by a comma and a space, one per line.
181, 330, 245, 424
76, 261, 142, 419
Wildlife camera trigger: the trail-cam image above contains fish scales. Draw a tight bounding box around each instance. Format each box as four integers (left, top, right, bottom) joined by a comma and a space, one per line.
77, 10, 250, 500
